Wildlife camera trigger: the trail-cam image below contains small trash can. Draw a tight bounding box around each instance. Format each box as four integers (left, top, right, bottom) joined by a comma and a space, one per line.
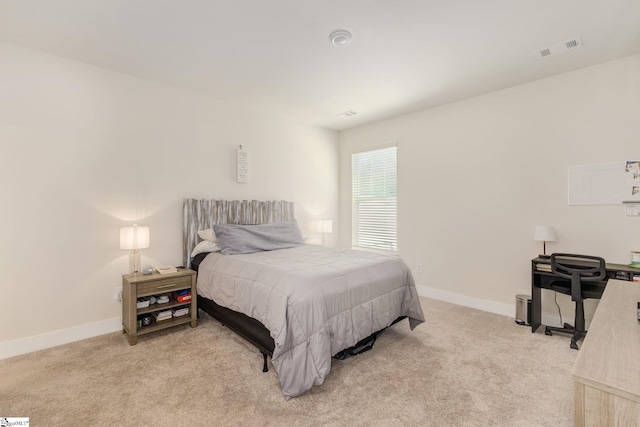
515, 294, 531, 325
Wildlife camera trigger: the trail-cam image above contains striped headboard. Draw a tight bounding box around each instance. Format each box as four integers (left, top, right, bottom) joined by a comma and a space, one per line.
182, 199, 295, 267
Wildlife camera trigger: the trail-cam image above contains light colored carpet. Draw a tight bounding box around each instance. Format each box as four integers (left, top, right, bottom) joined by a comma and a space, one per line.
0, 297, 576, 426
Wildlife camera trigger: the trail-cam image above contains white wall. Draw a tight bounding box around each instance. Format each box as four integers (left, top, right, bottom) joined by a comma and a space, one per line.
339, 54, 640, 321
0, 42, 338, 356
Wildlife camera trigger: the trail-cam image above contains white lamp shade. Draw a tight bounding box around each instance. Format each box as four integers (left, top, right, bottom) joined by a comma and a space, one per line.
316, 219, 333, 234
120, 225, 150, 250
533, 226, 556, 242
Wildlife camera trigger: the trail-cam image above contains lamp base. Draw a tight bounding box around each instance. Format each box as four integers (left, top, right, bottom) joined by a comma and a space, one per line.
129, 251, 141, 274
538, 254, 551, 259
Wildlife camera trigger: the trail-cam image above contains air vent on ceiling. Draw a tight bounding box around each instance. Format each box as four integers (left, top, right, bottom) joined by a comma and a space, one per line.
537, 36, 582, 58
338, 110, 358, 118
565, 39, 580, 49
539, 48, 551, 57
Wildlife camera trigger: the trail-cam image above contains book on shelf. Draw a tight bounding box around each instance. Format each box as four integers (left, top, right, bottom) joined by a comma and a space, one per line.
176, 295, 191, 303
173, 292, 191, 303
153, 310, 173, 321
172, 306, 190, 317
535, 264, 552, 272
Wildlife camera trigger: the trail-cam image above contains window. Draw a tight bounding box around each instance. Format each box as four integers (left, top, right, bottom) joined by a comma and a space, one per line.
351, 145, 397, 251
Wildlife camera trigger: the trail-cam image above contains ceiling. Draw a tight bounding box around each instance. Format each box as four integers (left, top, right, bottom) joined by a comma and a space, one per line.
1, 0, 640, 131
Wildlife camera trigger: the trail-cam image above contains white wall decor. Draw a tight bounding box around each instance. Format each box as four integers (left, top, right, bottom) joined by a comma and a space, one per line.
237, 145, 248, 183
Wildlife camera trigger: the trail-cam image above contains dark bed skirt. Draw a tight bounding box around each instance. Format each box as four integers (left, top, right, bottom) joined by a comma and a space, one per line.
198, 295, 275, 356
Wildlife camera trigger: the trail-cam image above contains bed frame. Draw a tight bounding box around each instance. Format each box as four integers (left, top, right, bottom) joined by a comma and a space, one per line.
183, 199, 403, 373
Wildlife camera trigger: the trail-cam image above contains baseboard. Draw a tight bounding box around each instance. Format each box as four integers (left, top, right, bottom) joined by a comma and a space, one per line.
415, 285, 514, 317
0, 317, 122, 360
415, 285, 572, 329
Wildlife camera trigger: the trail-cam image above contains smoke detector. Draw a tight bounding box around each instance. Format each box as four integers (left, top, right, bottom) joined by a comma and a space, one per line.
329, 30, 352, 46
537, 36, 582, 58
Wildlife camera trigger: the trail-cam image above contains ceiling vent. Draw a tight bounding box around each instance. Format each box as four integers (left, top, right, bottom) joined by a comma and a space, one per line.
338, 110, 358, 118
537, 36, 582, 58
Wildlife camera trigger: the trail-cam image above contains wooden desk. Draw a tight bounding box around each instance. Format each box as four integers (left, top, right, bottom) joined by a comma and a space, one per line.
530, 258, 638, 333
572, 279, 640, 426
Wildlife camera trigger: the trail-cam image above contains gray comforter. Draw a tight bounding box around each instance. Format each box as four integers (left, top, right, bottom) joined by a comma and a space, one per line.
196, 245, 425, 399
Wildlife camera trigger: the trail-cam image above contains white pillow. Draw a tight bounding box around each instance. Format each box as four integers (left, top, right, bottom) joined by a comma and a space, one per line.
197, 228, 217, 242
190, 240, 220, 257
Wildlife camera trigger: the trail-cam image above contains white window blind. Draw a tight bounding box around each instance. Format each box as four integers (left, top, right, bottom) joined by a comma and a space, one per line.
352, 146, 397, 251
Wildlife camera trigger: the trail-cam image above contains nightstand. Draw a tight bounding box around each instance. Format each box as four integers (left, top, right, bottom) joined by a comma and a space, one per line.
122, 268, 197, 345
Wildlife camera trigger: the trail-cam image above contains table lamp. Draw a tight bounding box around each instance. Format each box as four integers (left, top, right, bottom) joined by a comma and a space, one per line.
120, 224, 150, 274
534, 226, 556, 258
316, 219, 333, 246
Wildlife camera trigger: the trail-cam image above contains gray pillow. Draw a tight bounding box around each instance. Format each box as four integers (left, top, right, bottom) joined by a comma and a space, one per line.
213, 220, 305, 255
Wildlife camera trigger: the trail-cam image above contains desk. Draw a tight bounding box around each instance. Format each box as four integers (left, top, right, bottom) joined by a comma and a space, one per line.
572, 279, 640, 425
530, 257, 639, 333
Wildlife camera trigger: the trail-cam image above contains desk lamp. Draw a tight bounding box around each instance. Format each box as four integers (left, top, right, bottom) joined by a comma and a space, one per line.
120, 224, 150, 274
534, 226, 556, 258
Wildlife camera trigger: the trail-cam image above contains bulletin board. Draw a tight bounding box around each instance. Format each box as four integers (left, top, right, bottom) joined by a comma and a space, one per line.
568, 161, 640, 205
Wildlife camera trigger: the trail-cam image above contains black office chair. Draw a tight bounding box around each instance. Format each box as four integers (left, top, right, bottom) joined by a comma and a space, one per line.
544, 253, 606, 350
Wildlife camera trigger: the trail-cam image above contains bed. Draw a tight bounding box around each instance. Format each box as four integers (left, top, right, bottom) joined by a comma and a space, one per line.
183, 199, 425, 399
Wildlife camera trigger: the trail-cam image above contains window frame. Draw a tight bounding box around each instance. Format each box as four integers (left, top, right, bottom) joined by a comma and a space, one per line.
351, 144, 398, 253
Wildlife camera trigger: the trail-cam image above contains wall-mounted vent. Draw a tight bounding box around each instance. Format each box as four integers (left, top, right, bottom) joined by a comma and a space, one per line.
338, 110, 358, 118
537, 36, 582, 58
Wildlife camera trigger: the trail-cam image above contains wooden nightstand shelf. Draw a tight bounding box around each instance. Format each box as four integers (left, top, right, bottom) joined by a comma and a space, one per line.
122, 268, 197, 345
